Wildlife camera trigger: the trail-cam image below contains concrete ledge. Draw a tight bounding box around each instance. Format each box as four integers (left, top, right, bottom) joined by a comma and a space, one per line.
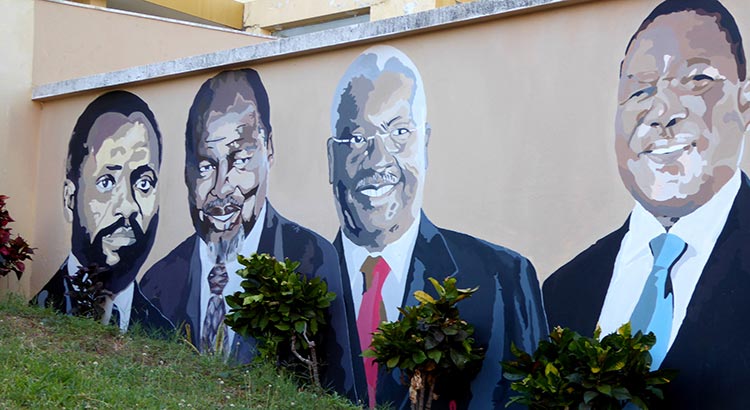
33, 0, 591, 100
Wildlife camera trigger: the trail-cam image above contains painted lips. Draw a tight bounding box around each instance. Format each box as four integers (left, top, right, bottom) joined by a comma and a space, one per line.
358, 184, 396, 198
355, 172, 400, 199
205, 205, 241, 222
639, 141, 696, 163
102, 226, 136, 247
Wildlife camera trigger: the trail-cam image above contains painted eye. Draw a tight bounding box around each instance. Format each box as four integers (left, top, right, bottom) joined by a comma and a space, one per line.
390, 128, 412, 142
95, 175, 115, 193
198, 161, 214, 176
134, 177, 155, 193
628, 86, 655, 101
685, 74, 715, 92
233, 157, 251, 168
350, 134, 368, 148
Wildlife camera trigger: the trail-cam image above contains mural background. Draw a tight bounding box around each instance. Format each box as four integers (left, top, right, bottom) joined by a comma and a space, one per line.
28, 0, 750, 292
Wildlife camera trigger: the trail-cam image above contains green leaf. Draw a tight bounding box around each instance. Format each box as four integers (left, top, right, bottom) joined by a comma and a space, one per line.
414, 290, 435, 304
583, 390, 598, 404
386, 357, 400, 369
427, 350, 442, 363
412, 351, 427, 364
596, 384, 612, 396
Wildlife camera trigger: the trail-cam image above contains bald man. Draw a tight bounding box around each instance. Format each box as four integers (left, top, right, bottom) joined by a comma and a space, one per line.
323, 46, 547, 409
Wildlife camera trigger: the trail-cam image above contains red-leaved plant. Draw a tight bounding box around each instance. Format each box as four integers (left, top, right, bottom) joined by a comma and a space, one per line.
0, 195, 34, 279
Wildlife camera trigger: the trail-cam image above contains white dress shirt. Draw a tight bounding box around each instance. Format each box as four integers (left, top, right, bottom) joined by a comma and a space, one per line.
341, 213, 421, 323
67, 253, 134, 332
198, 203, 267, 348
598, 171, 741, 349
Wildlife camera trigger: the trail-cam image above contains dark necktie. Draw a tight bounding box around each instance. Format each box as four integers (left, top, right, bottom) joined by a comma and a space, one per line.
357, 255, 391, 409
630, 233, 686, 369
202, 262, 229, 353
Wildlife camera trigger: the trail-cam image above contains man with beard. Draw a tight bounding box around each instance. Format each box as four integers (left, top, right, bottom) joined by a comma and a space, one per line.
543, 1, 750, 407
140, 69, 340, 362
32, 90, 172, 334
324, 45, 546, 409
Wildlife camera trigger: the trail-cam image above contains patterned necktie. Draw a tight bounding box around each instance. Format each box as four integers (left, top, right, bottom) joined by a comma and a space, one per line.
357, 255, 391, 409
630, 233, 686, 369
202, 262, 229, 353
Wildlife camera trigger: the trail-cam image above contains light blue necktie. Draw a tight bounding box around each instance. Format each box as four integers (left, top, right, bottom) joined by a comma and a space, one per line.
630, 233, 686, 370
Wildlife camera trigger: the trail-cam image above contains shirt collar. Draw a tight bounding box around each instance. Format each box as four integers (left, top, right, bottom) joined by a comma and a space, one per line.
624, 170, 741, 263
341, 213, 422, 283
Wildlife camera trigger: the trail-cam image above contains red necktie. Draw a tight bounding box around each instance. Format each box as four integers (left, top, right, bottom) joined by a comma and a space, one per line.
357, 255, 391, 409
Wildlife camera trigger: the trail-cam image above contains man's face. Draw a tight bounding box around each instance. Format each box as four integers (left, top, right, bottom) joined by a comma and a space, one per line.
71, 112, 160, 292
328, 71, 428, 251
186, 85, 272, 246
616, 11, 749, 218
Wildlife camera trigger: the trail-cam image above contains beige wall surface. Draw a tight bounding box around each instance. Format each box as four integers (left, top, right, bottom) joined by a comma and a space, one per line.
28, 0, 750, 295
0, 0, 39, 296
32, 0, 270, 86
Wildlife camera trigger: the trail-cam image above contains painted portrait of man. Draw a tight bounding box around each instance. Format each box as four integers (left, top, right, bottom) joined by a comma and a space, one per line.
543, 1, 750, 407
323, 45, 547, 409
32, 90, 172, 334
139, 69, 339, 361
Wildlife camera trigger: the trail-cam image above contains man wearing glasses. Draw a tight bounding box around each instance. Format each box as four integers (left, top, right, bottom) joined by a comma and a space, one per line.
323, 45, 547, 409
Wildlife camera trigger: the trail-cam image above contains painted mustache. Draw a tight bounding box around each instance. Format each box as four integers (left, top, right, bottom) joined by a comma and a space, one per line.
97, 214, 144, 245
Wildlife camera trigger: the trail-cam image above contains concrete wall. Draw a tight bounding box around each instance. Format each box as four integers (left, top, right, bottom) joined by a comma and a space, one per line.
27, 0, 750, 295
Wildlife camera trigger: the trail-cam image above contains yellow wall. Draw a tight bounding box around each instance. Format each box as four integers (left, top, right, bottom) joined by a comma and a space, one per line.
243, 0, 476, 31
0, 0, 39, 296
143, 0, 244, 29
33, 0, 269, 86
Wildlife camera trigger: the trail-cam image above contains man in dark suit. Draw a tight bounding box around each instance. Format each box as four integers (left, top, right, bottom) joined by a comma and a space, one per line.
32, 90, 173, 335
544, 1, 750, 408
323, 45, 547, 409
139, 69, 339, 363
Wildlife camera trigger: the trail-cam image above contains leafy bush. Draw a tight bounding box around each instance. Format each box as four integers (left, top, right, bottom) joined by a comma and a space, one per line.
65, 263, 111, 322
225, 253, 336, 387
502, 324, 676, 410
0, 195, 34, 280
364, 277, 485, 410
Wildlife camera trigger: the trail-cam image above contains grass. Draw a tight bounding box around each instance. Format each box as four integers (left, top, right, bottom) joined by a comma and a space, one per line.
0, 294, 361, 409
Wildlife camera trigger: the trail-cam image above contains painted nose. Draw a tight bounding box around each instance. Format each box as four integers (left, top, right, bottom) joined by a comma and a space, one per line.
114, 185, 138, 219
646, 84, 687, 132
362, 134, 394, 170
212, 163, 234, 198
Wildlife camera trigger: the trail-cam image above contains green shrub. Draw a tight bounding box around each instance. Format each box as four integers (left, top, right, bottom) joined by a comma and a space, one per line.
225, 253, 336, 387
502, 324, 676, 409
364, 277, 484, 410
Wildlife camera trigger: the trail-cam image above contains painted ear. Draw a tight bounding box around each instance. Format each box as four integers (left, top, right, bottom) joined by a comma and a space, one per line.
266, 131, 275, 167
326, 138, 335, 184
739, 80, 750, 127
424, 123, 431, 169
62, 179, 76, 223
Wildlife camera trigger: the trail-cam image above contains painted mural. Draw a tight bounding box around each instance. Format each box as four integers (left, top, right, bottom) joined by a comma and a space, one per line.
323, 45, 546, 409
138, 69, 340, 362
543, 0, 750, 408
31, 90, 173, 334
26, 0, 750, 409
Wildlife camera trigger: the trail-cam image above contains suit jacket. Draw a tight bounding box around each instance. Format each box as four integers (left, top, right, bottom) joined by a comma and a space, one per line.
543, 173, 750, 409
323, 213, 547, 409
31, 258, 174, 336
139, 201, 341, 364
